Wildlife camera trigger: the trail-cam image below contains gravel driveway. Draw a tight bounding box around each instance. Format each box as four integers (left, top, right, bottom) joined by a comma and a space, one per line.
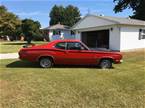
0, 53, 18, 59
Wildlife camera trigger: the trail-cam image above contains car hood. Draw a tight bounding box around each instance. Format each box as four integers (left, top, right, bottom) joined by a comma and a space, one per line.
90, 50, 122, 55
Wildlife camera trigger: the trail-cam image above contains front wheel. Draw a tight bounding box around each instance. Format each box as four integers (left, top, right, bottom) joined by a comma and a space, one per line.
39, 58, 53, 68
99, 59, 112, 69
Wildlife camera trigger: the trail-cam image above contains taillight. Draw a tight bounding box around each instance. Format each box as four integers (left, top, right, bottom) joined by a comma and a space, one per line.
19, 49, 27, 55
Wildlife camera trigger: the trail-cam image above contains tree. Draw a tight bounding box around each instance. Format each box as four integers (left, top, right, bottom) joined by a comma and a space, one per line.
0, 5, 21, 39
65, 5, 81, 26
49, 5, 81, 26
131, 0, 145, 20
49, 5, 65, 25
21, 19, 42, 44
113, 0, 145, 20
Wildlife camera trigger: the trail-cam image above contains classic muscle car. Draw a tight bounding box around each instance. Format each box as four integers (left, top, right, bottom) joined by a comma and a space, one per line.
19, 40, 123, 68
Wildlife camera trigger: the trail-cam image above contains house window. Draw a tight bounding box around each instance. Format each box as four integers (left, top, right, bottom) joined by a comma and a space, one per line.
53, 30, 61, 35
139, 29, 145, 40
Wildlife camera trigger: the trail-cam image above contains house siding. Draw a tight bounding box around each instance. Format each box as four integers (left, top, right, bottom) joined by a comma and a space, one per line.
75, 31, 81, 40
49, 30, 72, 41
109, 26, 120, 50
62, 30, 72, 39
120, 26, 145, 51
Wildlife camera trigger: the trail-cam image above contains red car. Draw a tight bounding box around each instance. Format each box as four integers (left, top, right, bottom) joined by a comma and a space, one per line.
19, 40, 123, 68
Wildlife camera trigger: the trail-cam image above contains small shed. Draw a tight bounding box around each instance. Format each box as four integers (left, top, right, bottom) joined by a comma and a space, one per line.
43, 23, 74, 41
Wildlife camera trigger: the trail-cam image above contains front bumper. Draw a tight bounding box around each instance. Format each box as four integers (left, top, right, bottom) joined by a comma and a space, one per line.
120, 59, 123, 63
114, 59, 123, 64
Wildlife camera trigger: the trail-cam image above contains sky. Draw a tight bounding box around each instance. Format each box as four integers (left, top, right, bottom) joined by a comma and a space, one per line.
0, 0, 133, 28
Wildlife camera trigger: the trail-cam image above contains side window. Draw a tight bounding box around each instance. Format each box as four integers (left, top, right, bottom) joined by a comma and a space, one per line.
55, 42, 66, 50
67, 42, 86, 50
139, 29, 145, 40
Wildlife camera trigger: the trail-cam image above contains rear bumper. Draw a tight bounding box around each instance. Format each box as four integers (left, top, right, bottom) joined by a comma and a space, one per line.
19, 55, 27, 60
19, 52, 28, 60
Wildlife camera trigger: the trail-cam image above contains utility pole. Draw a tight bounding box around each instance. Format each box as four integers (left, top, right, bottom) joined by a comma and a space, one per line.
87, 8, 90, 15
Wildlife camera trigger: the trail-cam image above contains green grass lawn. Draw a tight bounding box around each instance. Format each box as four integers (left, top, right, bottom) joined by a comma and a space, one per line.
0, 41, 48, 53
0, 50, 145, 108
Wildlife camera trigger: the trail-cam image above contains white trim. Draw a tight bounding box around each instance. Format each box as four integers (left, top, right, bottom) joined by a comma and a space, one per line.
75, 25, 115, 32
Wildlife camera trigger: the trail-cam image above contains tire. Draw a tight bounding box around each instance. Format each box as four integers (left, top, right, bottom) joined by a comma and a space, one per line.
39, 57, 53, 68
100, 59, 112, 69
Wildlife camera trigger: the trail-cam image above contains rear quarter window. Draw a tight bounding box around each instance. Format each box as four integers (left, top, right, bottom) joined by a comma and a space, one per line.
55, 42, 66, 49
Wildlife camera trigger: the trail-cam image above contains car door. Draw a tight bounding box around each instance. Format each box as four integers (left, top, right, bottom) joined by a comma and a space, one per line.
65, 42, 96, 65
53, 42, 69, 64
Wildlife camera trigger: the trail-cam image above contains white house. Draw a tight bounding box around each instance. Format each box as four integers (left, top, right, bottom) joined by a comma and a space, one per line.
72, 14, 145, 51
43, 23, 74, 41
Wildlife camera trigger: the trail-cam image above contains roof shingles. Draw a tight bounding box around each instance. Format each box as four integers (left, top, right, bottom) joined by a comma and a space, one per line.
43, 23, 70, 30
100, 15, 145, 26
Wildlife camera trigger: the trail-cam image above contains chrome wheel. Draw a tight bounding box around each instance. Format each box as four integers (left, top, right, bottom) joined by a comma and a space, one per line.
39, 58, 53, 68
100, 59, 112, 69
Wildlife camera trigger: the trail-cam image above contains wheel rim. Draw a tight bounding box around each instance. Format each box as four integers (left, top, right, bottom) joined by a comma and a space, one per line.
101, 60, 110, 68
40, 58, 51, 68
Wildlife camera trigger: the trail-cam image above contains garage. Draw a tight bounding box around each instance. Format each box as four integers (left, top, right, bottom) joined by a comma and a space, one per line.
72, 14, 145, 51
81, 30, 109, 49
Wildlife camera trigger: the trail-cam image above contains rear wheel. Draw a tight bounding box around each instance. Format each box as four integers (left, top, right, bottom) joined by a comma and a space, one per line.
100, 59, 112, 69
39, 57, 53, 68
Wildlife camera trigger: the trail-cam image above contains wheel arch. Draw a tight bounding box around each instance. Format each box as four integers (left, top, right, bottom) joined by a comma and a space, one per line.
37, 55, 55, 63
99, 57, 114, 64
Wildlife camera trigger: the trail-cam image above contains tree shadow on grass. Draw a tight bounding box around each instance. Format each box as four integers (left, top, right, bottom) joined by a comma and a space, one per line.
6, 60, 106, 69
3, 43, 27, 45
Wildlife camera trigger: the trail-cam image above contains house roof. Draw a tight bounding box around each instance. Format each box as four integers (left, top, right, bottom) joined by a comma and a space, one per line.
100, 15, 145, 26
72, 14, 145, 30
43, 23, 70, 30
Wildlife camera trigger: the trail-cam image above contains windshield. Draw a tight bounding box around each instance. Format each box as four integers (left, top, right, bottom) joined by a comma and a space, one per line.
80, 42, 90, 50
